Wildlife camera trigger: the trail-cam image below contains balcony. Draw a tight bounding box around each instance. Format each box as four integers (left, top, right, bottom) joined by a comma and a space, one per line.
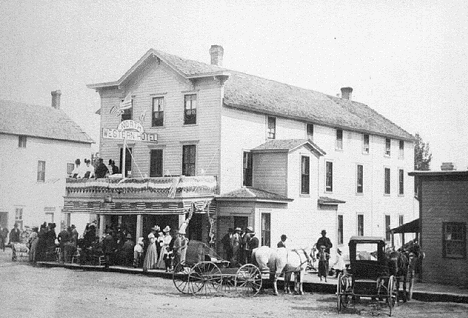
65, 176, 218, 200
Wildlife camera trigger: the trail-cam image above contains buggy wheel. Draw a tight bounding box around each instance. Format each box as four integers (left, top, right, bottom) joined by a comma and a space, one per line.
387, 275, 398, 316
337, 274, 352, 311
235, 264, 262, 296
172, 262, 191, 294
187, 261, 222, 295
337, 273, 343, 312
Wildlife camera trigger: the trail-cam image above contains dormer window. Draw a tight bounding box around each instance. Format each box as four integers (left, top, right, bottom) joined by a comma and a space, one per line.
267, 116, 276, 139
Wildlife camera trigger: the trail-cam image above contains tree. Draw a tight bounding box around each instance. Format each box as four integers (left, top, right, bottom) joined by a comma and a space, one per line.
414, 133, 432, 171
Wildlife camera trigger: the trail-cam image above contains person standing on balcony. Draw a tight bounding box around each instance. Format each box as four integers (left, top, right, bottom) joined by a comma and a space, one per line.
95, 158, 109, 179
80, 159, 95, 179
70, 158, 82, 178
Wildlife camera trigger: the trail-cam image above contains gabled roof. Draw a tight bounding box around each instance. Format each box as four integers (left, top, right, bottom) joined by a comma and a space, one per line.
216, 187, 293, 203
0, 100, 94, 144
88, 48, 413, 141
251, 139, 326, 156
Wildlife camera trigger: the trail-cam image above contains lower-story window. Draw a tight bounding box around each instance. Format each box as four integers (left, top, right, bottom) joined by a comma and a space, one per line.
357, 214, 364, 236
443, 222, 466, 259
261, 213, 271, 247
338, 215, 343, 245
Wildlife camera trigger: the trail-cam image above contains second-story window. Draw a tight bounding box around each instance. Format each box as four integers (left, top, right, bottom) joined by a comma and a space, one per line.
184, 94, 197, 125
267, 116, 276, 139
307, 123, 314, 141
326, 161, 333, 192
385, 138, 391, 156
356, 164, 364, 194
399, 169, 404, 195
121, 108, 132, 121
152, 97, 164, 127
37, 160, 46, 182
301, 156, 310, 194
243, 151, 253, 186
18, 136, 27, 148
385, 215, 391, 241
336, 129, 343, 150
363, 134, 369, 154
338, 215, 344, 245
384, 167, 391, 194
182, 145, 196, 176
150, 149, 163, 177
357, 214, 364, 236
399, 140, 404, 159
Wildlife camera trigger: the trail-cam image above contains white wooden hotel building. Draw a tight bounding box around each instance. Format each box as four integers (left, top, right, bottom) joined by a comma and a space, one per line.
64, 46, 416, 257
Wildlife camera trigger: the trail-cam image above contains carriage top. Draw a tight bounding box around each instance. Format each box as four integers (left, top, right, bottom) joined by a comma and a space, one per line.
184, 240, 230, 267
347, 236, 389, 280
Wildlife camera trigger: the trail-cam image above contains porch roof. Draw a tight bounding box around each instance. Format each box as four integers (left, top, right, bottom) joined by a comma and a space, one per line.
216, 187, 293, 203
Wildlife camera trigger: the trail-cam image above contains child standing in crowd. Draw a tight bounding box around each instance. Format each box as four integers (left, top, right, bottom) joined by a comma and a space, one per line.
134, 237, 144, 268
317, 245, 330, 282
331, 248, 346, 278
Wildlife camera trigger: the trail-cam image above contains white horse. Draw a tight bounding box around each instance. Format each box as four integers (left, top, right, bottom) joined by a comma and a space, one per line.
252, 246, 313, 295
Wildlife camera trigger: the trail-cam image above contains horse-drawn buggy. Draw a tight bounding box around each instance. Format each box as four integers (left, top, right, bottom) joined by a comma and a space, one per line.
172, 240, 263, 296
337, 236, 413, 316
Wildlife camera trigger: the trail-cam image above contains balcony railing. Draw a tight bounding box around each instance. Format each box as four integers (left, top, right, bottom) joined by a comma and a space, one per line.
65, 176, 217, 199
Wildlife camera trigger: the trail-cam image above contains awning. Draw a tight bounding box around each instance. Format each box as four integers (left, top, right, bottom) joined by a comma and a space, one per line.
389, 218, 419, 233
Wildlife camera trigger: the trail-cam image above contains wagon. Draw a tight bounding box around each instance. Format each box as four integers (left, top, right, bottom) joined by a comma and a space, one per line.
336, 237, 398, 316
172, 240, 262, 296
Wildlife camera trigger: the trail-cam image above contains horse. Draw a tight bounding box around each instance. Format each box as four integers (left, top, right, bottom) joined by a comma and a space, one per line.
252, 246, 313, 295
386, 248, 410, 302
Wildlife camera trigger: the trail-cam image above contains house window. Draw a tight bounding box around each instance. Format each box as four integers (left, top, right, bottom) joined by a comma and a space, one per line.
37, 161, 46, 182
119, 147, 132, 177
385, 215, 391, 241
443, 222, 466, 259
363, 134, 369, 154
399, 140, 404, 159
18, 136, 27, 148
150, 149, 163, 177
301, 156, 310, 194
267, 116, 276, 139
385, 138, 391, 156
261, 213, 271, 247
357, 214, 364, 236
121, 107, 132, 121
399, 169, 404, 195
356, 164, 364, 194
384, 168, 391, 194
184, 94, 197, 125
307, 123, 314, 140
399, 215, 405, 245
243, 151, 253, 186
182, 145, 196, 176
326, 161, 333, 192
152, 97, 164, 127
15, 208, 23, 230
338, 215, 344, 245
67, 163, 75, 175
336, 129, 343, 150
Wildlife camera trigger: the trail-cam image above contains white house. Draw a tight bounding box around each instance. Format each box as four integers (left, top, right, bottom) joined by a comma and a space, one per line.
0, 92, 94, 234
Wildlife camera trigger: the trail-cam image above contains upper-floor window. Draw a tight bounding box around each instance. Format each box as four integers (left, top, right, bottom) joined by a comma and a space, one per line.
301, 156, 310, 194
399, 140, 404, 159
336, 129, 343, 150
384, 167, 391, 194
152, 97, 164, 127
243, 151, 253, 186
357, 214, 364, 236
398, 169, 404, 195
67, 163, 74, 176
37, 161, 46, 182
267, 116, 276, 139
184, 94, 197, 125
385, 215, 391, 241
363, 134, 369, 154
150, 149, 163, 177
182, 145, 196, 176
307, 123, 314, 141
385, 138, 391, 157
338, 215, 344, 245
121, 108, 132, 121
326, 161, 333, 192
18, 136, 27, 148
443, 222, 466, 259
356, 164, 364, 194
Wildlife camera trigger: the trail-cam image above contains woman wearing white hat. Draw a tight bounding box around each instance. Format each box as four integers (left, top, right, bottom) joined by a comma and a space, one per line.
156, 226, 172, 271
143, 232, 158, 272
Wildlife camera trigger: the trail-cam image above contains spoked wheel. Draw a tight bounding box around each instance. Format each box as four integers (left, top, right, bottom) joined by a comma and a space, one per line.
337, 273, 343, 312
337, 274, 352, 312
235, 264, 262, 296
387, 275, 398, 316
172, 262, 191, 294
187, 261, 222, 295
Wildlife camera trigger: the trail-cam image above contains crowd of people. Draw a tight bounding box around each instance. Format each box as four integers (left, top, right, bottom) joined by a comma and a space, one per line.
220, 226, 259, 266
69, 157, 120, 179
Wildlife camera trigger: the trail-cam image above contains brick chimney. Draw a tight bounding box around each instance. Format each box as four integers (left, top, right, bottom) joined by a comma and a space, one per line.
51, 90, 61, 109
209, 45, 224, 66
441, 162, 456, 171
341, 87, 353, 100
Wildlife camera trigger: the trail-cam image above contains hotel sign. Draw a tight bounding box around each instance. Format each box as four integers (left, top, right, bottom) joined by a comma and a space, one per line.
102, 120, 158, 142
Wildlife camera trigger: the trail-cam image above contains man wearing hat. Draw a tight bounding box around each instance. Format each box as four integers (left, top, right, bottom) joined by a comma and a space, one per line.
230, 227, 241, 266
316, 230, 332, 254
246, 227, 259, 263
277, 234, 287, 248
120, 233, 135, 266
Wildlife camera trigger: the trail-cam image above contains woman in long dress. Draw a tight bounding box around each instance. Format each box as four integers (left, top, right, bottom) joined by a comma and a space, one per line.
28, 227, 39, 264
156, 227, 172, 271
142, 233, 158, 272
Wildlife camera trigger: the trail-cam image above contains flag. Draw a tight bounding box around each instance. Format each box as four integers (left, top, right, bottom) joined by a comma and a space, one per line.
120, 92, 133, 110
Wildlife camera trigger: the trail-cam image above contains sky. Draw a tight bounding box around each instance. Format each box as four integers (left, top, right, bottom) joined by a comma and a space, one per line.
1, 0, 467, 170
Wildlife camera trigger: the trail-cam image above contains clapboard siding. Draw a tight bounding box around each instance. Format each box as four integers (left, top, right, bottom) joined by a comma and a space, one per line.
253, 152, 287, 196
99, 60, 222, 177
420, 178, 468, 286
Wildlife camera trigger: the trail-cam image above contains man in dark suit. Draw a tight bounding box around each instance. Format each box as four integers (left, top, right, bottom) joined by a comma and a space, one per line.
9, 223, 21, 261
0, 225, 9, 252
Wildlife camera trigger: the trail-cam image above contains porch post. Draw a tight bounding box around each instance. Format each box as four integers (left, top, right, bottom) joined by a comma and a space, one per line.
136, 214, 143, 239
99, 214, 105, 237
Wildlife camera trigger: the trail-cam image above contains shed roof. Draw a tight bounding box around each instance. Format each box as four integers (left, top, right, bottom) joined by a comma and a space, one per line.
0, 100, 94, 144
216, 187, 292, 203
88, 48, 414, 141
389, 218, 419, 234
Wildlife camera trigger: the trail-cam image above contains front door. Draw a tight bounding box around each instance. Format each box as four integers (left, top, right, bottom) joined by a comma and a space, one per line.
0, 212, 8, 228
